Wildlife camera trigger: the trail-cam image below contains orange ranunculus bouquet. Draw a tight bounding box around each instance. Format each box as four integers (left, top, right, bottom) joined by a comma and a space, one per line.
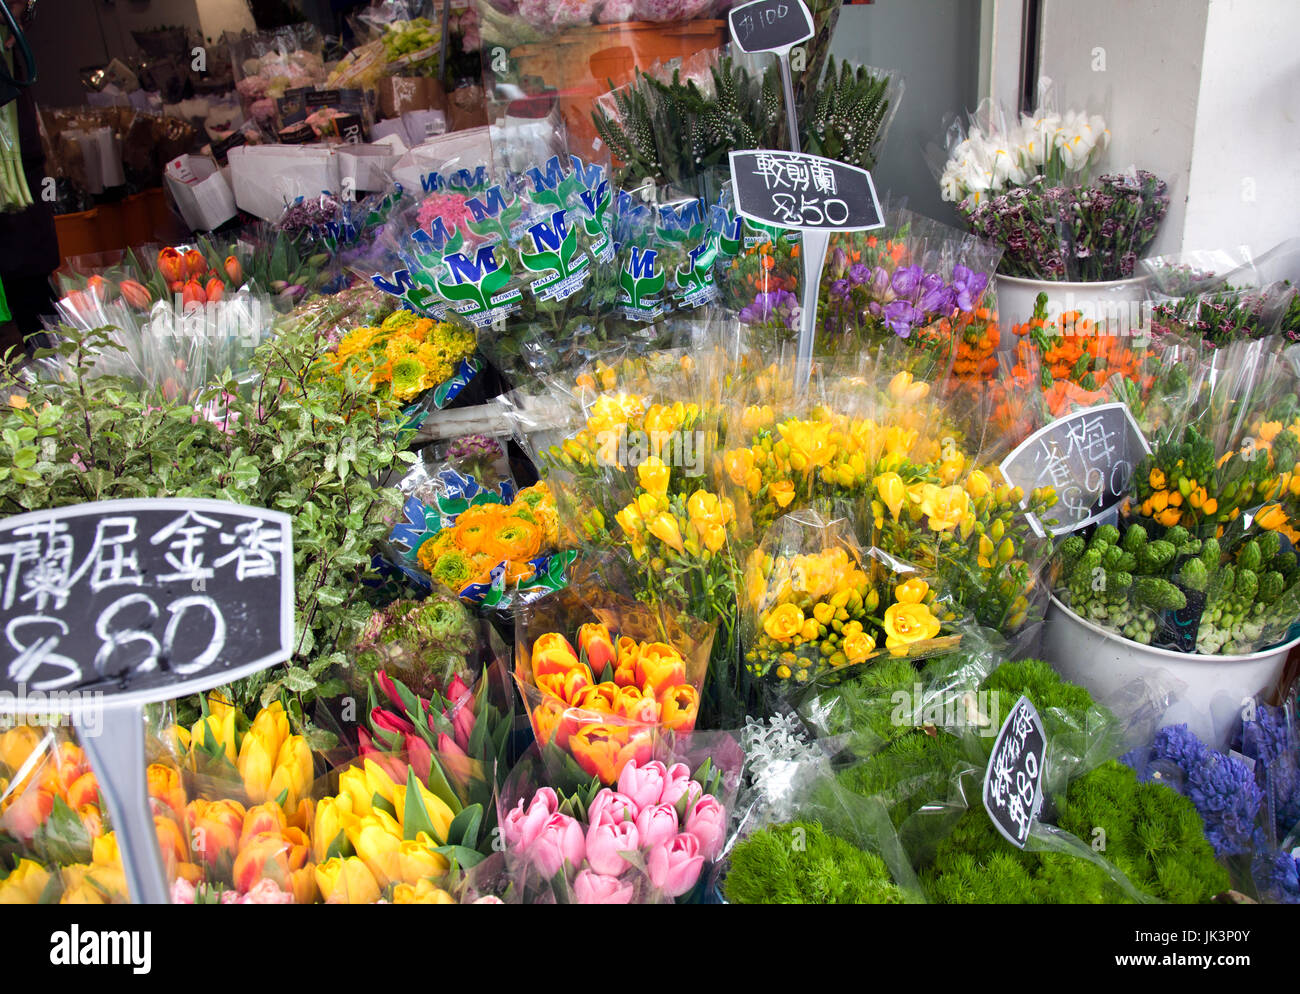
513, 583, 715, 786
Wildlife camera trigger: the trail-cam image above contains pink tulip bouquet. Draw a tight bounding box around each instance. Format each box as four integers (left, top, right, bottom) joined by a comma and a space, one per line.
495, 739, 742, 903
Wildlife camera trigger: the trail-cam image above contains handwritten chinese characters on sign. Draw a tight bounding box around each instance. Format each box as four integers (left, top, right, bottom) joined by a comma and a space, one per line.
0, 499, 294, 711
998, 402, 1151, 537
728, 0, 814, 55
728, 150, 884, 233
982, 695, 1047, 849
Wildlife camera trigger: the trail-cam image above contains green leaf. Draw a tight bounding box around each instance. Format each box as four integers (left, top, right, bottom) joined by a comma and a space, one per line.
447, 802, 483, 849
402, 767, 439, 843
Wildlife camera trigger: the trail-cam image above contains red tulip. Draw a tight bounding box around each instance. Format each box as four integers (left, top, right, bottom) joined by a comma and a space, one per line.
436, 732, 474, 785
181, 279, 206, 309
158, 247, 184, 283
451, 703, 474, 753
446, 674, 473, 713
205, 277, 225, 302
224, 255, 242, 284
183, 248, 207, 278
370, 707, 416, 747
119, 279, 151, 309
405, 733, 432, 783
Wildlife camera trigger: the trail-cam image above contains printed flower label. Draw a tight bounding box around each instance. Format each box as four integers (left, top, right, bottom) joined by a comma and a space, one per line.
675, 239, 720, 309
618, 245, 667, 321
435, 244, 523, 321
520, 208, 592, 302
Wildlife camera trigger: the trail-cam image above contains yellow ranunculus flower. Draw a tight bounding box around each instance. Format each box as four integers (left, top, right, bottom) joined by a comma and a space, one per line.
0, 858, 51, 904
637, 455, 671, 497
883, 425, 917, 459
874, 472, 906, 521
769, 481, 796, 508
763, 603, 805, 642
724, 449, 755, 487
742, 405, 774, 433
884, 601, 942, 651
615, 503, 643, 538
399, 832, 450, 883
894, 578, 929, 604
392, 878, 456, 904
779, 420, 835, 471
888, 370, 929, 404
315, 856, 382, 904
648, 513, 685, 553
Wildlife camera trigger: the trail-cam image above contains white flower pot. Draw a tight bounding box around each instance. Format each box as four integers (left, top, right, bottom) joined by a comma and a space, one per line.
1043, 594, 1299, 749
995, 273, 1151, 349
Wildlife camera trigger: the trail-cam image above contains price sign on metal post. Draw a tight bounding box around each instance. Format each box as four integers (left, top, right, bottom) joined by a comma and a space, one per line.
728, 149, 884, 388
0, 498, 294, 903
728, 0, 815, 153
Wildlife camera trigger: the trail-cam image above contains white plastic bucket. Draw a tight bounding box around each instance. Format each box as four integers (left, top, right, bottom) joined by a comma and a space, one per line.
1043, 594, 1299, 748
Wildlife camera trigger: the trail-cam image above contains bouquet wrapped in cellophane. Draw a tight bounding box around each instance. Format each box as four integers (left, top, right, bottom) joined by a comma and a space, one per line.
512, 557, 717, 787
483, 728, 743, 904
719, 355, 1059, 653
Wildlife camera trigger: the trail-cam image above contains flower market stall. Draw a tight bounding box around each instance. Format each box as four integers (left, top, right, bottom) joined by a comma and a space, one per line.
1, 0, 1300, 933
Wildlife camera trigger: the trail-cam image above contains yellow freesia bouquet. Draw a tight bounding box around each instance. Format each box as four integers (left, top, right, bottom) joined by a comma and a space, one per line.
741, 510, 960, 688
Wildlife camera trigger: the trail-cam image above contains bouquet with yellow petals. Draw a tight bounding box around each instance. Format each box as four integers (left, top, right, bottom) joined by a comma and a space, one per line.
741, 510, 960, 691
327, 309, 479, 412
721, 364, 1058, 642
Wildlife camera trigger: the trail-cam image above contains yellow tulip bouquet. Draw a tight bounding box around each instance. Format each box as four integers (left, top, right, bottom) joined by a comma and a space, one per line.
0, 699, 318, 905
741, 510, 961, 690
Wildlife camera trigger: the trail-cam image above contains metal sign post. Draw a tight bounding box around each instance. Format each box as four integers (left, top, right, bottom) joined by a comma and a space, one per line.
728, 0, 815, 153
728, 149, 884, 390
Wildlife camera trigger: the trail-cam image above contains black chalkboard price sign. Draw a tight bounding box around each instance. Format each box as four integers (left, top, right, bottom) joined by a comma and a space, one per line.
728, 0, 814, 55
999, 401, 1151, 537
982, 695, 1047, 849
0, 498, 294, 904
728, 149, 884, 232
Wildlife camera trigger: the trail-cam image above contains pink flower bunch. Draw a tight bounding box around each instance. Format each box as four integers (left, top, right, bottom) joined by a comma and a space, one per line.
501, 759, 726, 903
515, 0, 601, 30
171, 878, 294, 904
416, 192, 477, 241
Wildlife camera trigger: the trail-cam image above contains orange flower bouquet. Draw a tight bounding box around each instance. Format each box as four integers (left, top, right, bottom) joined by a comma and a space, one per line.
514, 584, 715, 785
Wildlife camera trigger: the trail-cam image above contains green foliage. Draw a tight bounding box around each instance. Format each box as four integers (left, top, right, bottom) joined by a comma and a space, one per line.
817, 658, 1227, 903
724, 820, 907, 904
0, 321, 416, 726
592, 56, 894, 189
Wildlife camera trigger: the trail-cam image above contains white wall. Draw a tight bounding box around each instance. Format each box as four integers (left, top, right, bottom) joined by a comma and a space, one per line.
1037, 0, 1300, 260
1182, 0, 1300, 259
1037, 0, 1209, 256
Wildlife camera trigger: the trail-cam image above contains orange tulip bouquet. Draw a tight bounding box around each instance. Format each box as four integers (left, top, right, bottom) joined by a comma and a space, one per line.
35, 246, 277, 408
0, 699, 318, 904
513, 579, 715, 786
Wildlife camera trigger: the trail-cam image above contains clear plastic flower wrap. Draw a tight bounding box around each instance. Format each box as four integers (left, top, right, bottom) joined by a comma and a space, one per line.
764, 656, 1231, 904
487, 729, 742, 904
227, 23, 327, 131
740, 507, 962, 701
379, 441, 571, 607
816, 204, 1003, 360
34, 284, 277, 407
511, 555, 716, 785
